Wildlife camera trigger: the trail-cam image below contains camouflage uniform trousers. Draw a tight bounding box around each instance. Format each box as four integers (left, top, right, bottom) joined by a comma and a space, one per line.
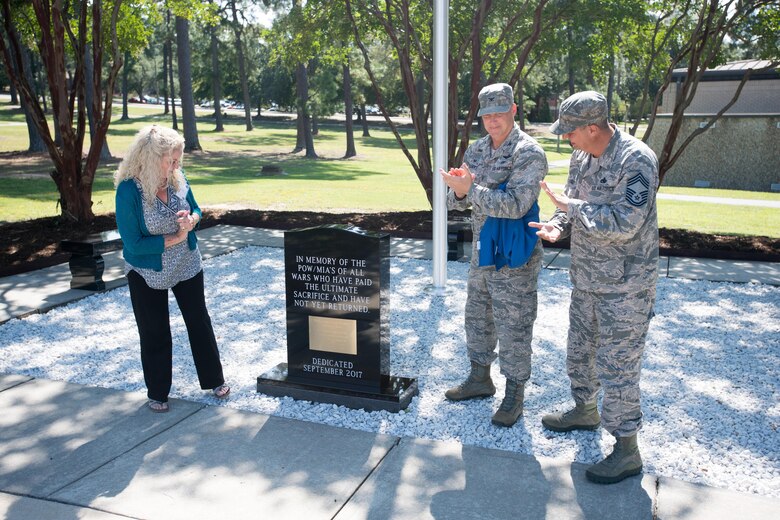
464, 244, 543, 384
566, 287, 656, 437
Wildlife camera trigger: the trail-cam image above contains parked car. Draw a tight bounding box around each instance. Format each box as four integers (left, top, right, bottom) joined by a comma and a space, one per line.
159, 97, 181, 106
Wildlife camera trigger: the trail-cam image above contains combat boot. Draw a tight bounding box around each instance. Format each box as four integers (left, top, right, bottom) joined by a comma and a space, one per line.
585, 434, 643, 484
491, 379, 525, 427
445, 361, 495, 401
541, 401, 600, 432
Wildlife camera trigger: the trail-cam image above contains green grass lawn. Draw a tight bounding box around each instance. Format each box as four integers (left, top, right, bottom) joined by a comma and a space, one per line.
1, 101, 778, 237
532, 136, 573, 164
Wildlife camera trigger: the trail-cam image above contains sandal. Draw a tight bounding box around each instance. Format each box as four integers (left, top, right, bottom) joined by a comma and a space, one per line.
148, 399, 169, 413
212, 384, 231, 399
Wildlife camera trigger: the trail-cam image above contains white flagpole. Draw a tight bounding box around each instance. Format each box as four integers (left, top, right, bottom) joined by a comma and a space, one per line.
432, 0, 449, 289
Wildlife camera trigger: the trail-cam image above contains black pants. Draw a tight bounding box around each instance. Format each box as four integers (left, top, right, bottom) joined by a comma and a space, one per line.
127, 269, 225, 402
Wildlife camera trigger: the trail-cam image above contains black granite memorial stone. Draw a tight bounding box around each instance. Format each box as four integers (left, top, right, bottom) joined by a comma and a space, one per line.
257, 225, 417, 412
285, 225, 389, 392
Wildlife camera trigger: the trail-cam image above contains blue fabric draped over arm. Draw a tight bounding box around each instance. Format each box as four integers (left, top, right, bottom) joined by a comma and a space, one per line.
478, 182, 540, 270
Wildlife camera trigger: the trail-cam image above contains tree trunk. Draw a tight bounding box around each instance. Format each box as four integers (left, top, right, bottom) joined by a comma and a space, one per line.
517, 76, 525, 131
415, 72, 425, 130
209, 22, 224, 132
175, 16, 201, 151
32, 55, 47, 115
230, 0, 253, 131
81, 2, 123, 221
304, 65, 316, 158
22, 98, 46, 153
360, 103, 369, 136
162, 40, 170, 115
18, 42, 45, 152
295, 61, 317, 158
167, 10, 178, 130
507, 0, 547, 113
343, 62, 356, 158
85, 44, 111, 160
567, 30, 575, 96
52, 160, 93, 223
121, 50, 129, 120
606, 50, 615, 119
9, 81, 17, 104
398, 48, 433, 203
293, 112, 305, 152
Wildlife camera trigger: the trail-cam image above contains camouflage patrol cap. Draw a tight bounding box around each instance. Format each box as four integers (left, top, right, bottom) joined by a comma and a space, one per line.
477, 83, 514, 116
550, 90, 608, 135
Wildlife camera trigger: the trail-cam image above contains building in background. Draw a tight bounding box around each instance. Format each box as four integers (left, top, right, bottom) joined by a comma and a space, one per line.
649, 59, 780, 192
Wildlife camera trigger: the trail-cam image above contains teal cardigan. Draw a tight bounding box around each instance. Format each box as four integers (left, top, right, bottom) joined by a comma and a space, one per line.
115, 178, 201, 271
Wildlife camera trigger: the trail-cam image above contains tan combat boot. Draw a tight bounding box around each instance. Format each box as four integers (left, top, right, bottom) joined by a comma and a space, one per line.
445, 361, 496, 401
541, 401, 601, 432
491, 379, 525, 427
585, 434, 643, 484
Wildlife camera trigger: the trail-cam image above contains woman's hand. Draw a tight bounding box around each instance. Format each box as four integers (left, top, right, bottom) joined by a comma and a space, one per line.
176, 210, 197, 232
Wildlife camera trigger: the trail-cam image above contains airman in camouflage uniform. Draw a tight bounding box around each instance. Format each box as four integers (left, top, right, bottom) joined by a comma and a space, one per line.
440, 83, 548, 427
530, 90, 659, 484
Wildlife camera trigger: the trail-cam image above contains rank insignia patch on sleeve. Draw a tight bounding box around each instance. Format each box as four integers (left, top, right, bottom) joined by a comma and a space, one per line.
626, 173, 650, 207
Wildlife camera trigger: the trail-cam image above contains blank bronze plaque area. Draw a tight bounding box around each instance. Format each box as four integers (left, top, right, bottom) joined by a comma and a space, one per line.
308, 315, 357, 355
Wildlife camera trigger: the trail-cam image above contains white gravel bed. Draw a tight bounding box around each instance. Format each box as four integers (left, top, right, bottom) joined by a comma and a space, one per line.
0, 246, 778, 497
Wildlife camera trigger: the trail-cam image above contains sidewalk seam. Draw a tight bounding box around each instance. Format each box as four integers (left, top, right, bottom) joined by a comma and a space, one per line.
0, 490, 142, 519
330, 435, 402, 519
0, 489, 143, 520
42, 404, 207, 499
0, 377, 33, 393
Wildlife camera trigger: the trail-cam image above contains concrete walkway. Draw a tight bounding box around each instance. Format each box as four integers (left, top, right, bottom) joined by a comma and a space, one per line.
1, 225, 778, 519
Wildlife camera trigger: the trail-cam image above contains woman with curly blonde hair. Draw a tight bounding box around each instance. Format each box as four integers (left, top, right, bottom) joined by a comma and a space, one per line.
115, 125, 229, 413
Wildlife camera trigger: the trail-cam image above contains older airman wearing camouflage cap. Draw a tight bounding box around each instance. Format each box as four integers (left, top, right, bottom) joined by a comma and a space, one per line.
439, 83, 547, 428
529, 90, 659, 485
477, 83, 515, 116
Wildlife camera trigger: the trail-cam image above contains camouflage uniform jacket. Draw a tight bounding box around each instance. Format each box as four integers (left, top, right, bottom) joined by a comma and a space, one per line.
447, 124, 547, 267
549, 125, 659, 293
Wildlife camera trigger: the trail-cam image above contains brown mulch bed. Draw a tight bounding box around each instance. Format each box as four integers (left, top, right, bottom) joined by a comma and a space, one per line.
1, 209, 778, 278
